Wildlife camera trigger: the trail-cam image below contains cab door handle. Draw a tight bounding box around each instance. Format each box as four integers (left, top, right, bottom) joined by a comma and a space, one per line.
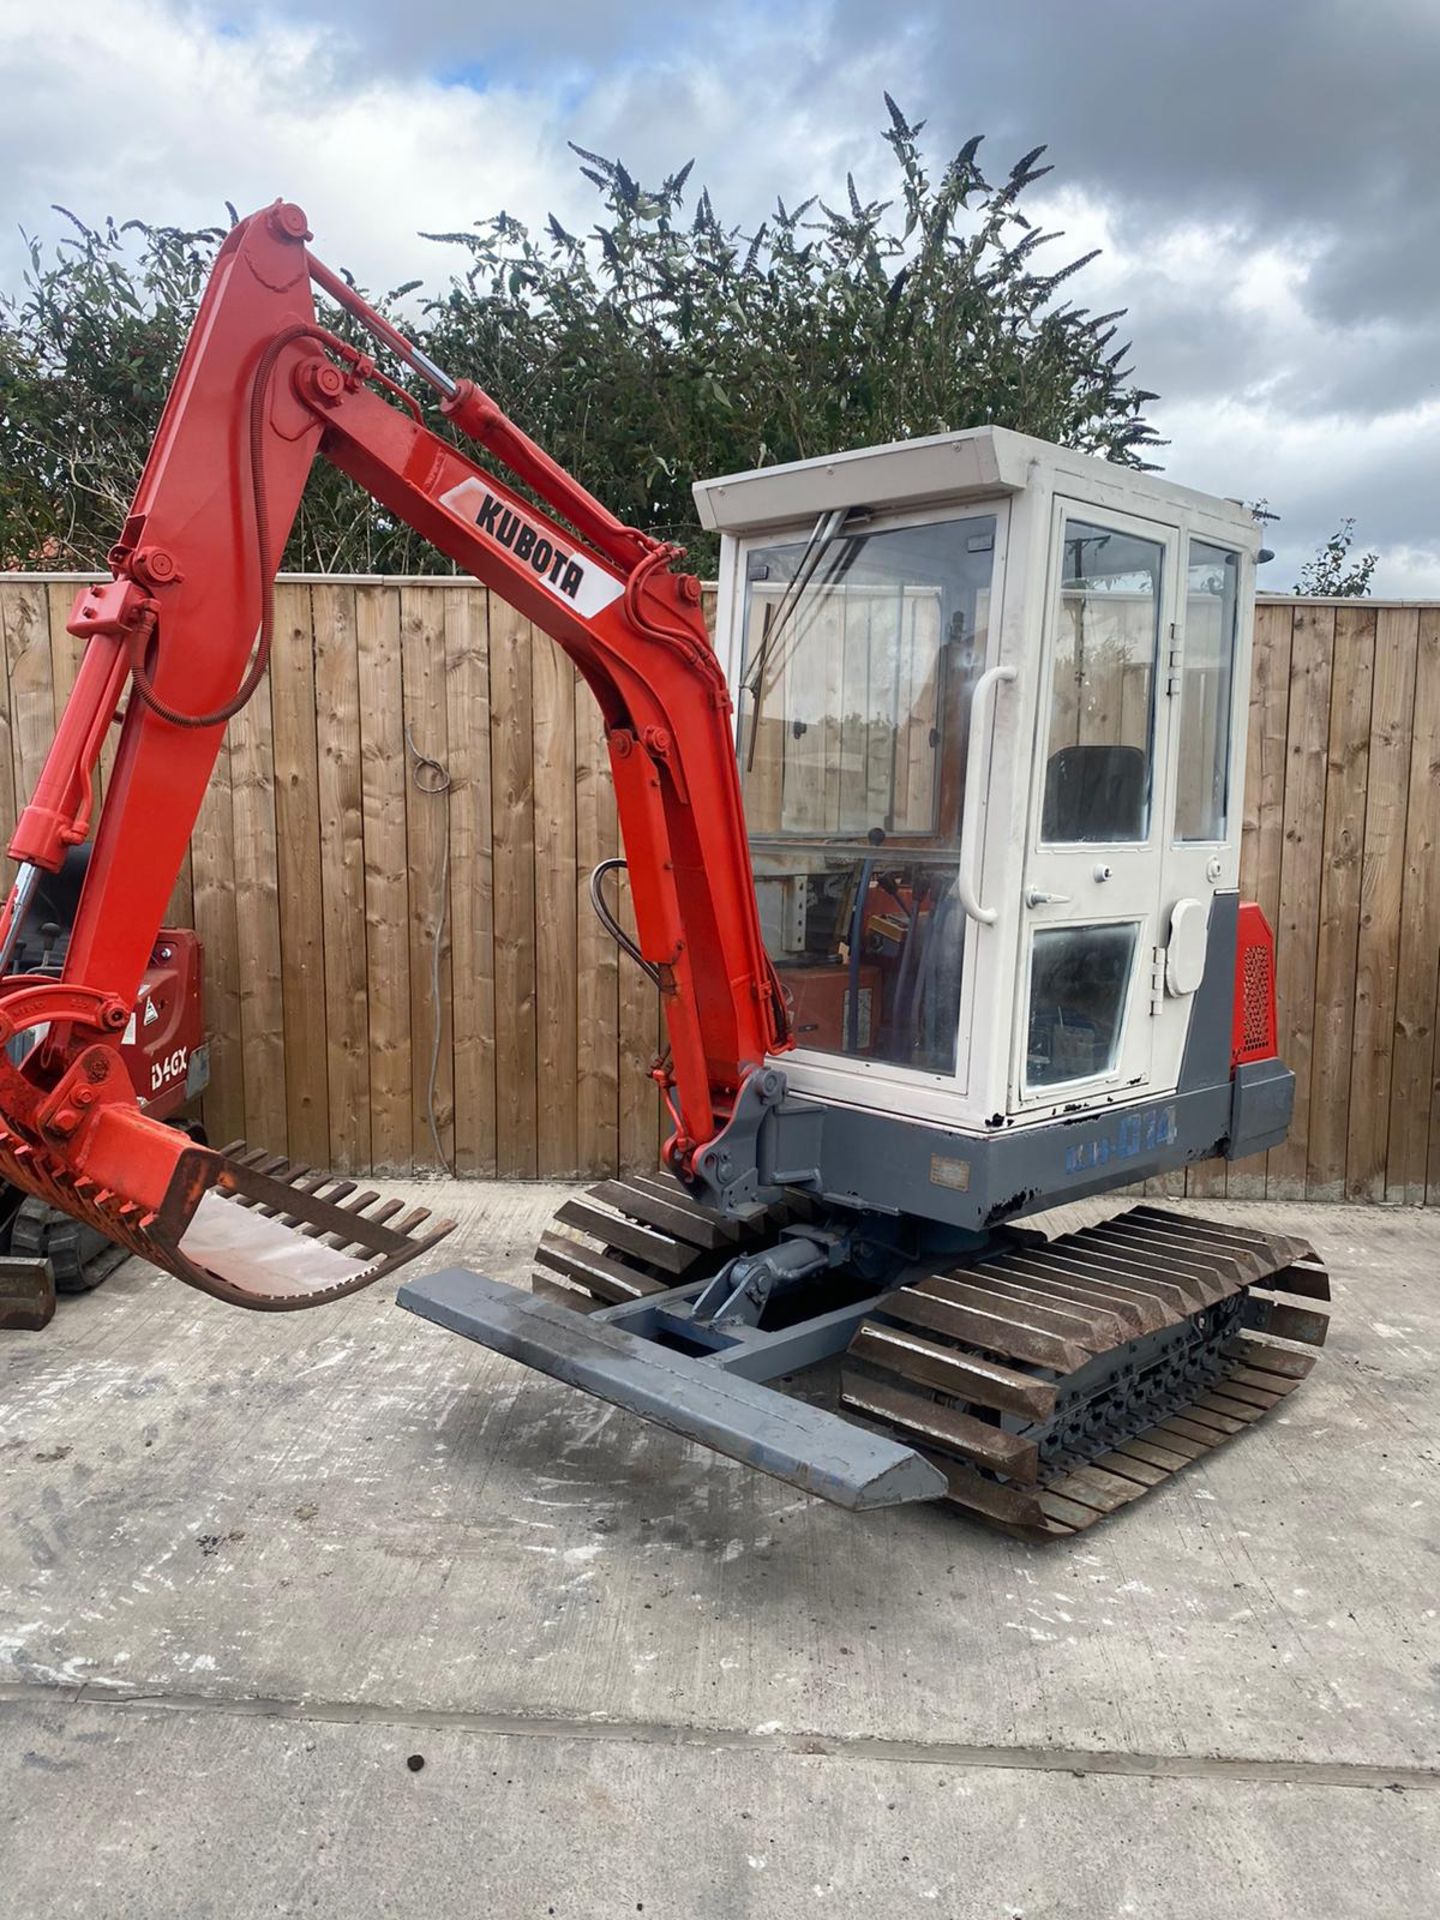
957, 663, 1017, 926
1025, 888, 1072, 908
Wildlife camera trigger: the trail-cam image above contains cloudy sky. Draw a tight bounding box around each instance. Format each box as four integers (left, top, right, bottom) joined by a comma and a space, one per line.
2, 0, 1436, 592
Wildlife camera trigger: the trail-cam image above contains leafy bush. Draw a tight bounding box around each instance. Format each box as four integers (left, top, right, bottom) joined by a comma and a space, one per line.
1294, 518, 1378, 597
2, 101, 1162, 575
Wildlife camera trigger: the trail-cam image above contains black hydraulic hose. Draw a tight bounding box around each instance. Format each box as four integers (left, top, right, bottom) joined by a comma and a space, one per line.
588, 858, 661, 985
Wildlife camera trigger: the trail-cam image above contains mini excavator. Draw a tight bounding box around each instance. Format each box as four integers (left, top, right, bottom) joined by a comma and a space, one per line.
0, 202, 1327, 1535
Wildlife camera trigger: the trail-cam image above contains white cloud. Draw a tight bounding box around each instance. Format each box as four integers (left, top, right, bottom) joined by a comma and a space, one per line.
1026, 186, 1440, 594
0, 0, 1433, 596
0, 0, 590, 292
0, 0, 863, 291
1163, 396, 1440, 596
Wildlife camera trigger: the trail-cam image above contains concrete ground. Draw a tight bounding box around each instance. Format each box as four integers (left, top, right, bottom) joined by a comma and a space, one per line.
0, 1184, 1435, 1919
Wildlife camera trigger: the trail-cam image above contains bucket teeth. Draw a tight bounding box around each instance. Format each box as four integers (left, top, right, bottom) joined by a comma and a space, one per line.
0, 1124, 455, 1313
841, 1205, 1330, 1540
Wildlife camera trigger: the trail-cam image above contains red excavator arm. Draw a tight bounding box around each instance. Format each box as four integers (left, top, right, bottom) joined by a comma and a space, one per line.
0, 200, 790, 1311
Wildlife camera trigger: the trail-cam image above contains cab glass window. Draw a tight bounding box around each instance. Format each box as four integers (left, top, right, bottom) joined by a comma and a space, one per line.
1175, 542, 1239, 842
1026, 922, 1139, 1089
736, 514, 997, 1074
1042, 520, 1162, 844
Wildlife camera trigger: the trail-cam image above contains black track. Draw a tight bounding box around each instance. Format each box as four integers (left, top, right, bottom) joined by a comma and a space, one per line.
9, 1193, 129, 1294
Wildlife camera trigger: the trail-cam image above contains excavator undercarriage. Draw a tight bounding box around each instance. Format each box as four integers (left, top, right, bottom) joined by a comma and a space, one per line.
472, 1177, 1330, 1535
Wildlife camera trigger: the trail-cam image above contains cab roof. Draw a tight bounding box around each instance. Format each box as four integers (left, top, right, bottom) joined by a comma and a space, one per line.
693, 424, 1258, 548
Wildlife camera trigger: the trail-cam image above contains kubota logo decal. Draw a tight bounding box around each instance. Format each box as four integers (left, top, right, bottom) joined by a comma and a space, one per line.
438, 479, 625, 620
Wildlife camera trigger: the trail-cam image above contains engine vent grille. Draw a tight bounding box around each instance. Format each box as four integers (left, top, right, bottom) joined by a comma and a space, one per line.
1232, 904, 1279, 1066
1241, 942, 1273, 1056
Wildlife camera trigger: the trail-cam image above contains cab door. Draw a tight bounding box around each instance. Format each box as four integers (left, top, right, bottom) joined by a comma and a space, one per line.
1011, 499, 1178, 1113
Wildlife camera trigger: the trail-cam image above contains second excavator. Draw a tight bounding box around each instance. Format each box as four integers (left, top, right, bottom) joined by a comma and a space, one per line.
0, 201, 1327, 1536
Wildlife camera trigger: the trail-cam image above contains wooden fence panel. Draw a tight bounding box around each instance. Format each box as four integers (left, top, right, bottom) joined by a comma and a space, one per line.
532, 633, 578, 1176
1347, 608, 1418, 1199
356, 586, 413, 1174
228, 660, 287, 1150
313, 583, 372, 1173
1, 577, 1436, 1203
400, 586, 455, 1173
270, 582, 330, 1165
444, 589, 496, 1179
1393, 609, 1440, 1203
1306, 604, 1374, 1199
488, 596, 538, 1179
5, 584, 55, 835
1265, 603, 1334, 1200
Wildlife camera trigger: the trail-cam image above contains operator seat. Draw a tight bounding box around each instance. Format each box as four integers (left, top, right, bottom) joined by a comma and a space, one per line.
1042, 744, 1147, 843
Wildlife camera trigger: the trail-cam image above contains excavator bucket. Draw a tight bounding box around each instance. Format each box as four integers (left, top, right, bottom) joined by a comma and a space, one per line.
0, 1113, 454, 1312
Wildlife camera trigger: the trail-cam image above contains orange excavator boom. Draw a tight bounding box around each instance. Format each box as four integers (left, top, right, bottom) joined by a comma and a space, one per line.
0, 200, 788, 1309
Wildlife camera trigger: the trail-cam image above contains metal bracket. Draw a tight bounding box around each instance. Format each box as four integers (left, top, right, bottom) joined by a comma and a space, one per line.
689, 1227, 839, 1329
684, 1065, 797, 1214
1149, 944, 1166, 1017
1165, 620, 1181, 696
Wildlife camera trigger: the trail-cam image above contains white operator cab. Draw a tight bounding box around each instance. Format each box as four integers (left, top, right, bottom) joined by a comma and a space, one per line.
694, 425, 1258, 1150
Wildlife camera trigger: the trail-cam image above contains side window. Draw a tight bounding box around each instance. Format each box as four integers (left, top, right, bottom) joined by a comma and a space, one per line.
1176, 543, 1239, 843
1042, 520, 1163, 844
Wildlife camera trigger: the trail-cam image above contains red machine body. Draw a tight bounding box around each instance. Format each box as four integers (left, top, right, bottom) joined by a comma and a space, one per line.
0, 910, 206, 1316
120, 930, 205, 1121
0, 846, 206, 1124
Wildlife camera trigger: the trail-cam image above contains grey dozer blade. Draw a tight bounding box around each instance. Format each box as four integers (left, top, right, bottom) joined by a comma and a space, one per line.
397, 1266, 947, 1510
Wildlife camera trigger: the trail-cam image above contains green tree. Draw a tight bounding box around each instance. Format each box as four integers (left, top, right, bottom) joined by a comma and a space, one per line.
1293, 518, 1379, 598
0, 209, 425, 573
2, 101, 1163, 575
1, 212, 224, 570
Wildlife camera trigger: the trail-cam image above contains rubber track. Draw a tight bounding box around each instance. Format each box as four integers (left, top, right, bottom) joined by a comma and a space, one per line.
9, 1193, 127, 1295
533, 1174, 802, 1307
840, 1205, 1330, 1539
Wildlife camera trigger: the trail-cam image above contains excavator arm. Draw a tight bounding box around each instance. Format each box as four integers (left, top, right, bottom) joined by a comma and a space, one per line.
0, 200, 789, 1310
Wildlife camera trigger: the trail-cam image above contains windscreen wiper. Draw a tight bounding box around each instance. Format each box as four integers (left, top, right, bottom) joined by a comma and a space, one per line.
743, 505, 852, 770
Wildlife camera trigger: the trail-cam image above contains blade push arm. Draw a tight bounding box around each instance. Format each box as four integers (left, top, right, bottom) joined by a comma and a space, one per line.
0, 200, 789, 1293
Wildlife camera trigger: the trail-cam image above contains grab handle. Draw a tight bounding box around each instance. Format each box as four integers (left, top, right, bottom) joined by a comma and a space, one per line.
957, 663, 1017, 927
